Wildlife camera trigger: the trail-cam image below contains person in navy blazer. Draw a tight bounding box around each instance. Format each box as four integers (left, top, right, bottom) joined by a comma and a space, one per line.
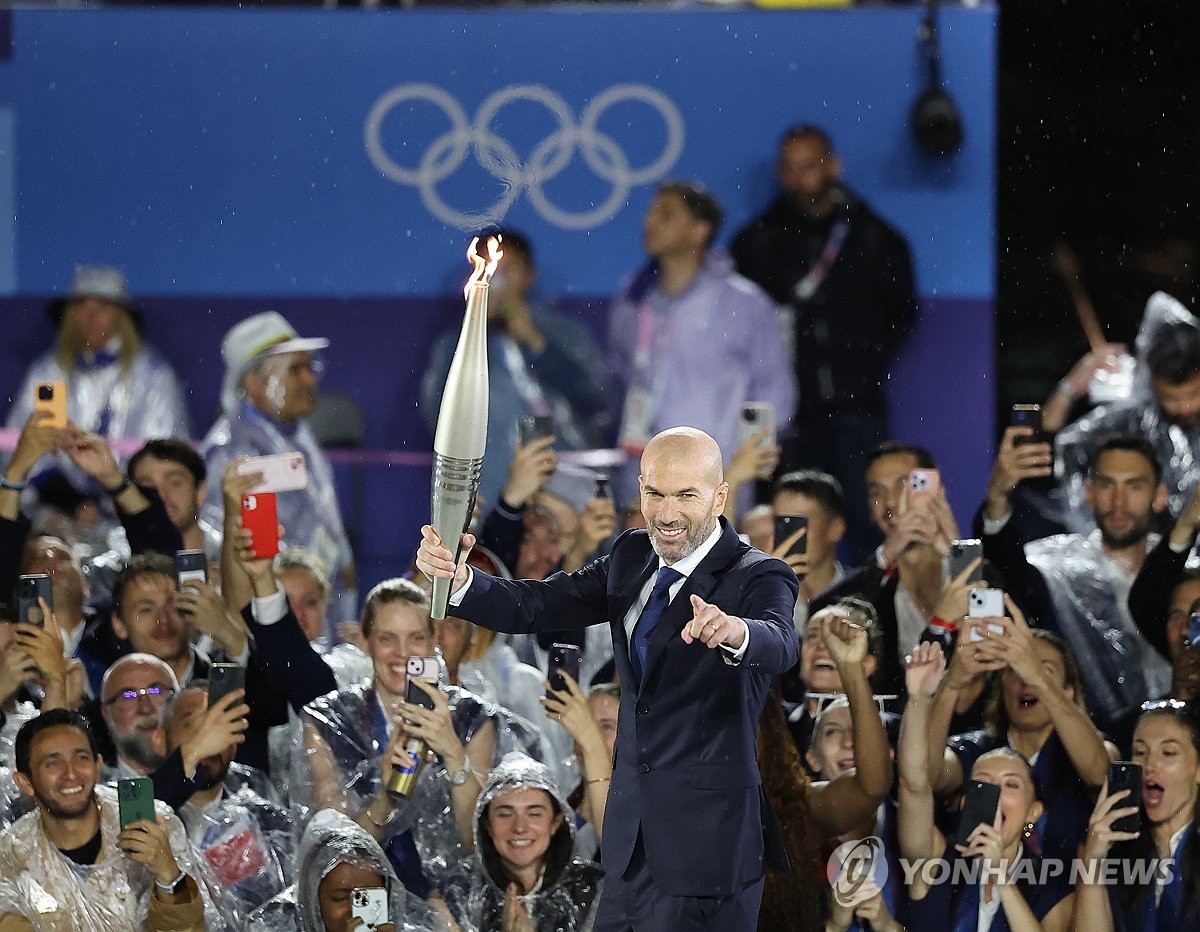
417, 427, 799, 931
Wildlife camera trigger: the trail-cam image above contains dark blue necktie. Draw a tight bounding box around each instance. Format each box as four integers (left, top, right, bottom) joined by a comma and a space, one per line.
631, 566, 683, 683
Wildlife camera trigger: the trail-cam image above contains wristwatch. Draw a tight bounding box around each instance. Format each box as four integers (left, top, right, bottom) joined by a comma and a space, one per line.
155, 870, 187, 895
447, 764, 472, 786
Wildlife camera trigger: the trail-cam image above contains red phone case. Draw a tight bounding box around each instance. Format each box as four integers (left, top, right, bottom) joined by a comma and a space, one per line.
241, 492, 279, 559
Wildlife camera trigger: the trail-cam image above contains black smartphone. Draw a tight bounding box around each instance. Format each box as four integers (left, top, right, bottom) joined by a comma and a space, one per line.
594, 474, 611, 500
175, 550, 208, 588
949, 539, 983, 584
518, 415, 554, 447
117, 776, 156, 828
16, 574, 52, 627
1011, 404, 1045, 445
957, 779, 1001, 843
1108, 761, 1143, 834
547, 642, 582, 698
773, 514, 808, 560
207, 663, 246, 708
405, 656, 438, 710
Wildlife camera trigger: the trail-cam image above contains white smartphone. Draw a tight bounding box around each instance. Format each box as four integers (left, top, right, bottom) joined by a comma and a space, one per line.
738, 402, 776, 449
967, 587, 1005, 640
236, 452, 308, 493
350, 887, 388, 930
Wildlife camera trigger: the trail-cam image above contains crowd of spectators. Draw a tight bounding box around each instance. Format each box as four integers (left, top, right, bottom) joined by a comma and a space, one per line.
0, 121, 1198, 932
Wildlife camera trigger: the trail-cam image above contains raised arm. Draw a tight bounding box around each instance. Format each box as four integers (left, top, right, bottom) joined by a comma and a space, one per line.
992, 596, 1113, 787
808, 614, 893, 836
897, 642, 949, 899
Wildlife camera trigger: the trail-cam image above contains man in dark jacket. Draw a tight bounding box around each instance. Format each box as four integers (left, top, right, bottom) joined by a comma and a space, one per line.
732, 125, 918, 558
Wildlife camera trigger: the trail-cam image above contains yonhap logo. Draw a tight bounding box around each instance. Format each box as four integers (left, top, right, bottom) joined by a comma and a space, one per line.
364, 82, 685, 230
827, 836, 889, 908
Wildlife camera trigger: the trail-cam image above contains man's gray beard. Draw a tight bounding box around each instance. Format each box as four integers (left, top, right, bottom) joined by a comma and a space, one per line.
649, 515, 718, 563
115, 733, 164, 771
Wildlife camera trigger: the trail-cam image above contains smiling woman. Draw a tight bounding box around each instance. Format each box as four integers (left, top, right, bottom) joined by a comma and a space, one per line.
440, 753, 603, 932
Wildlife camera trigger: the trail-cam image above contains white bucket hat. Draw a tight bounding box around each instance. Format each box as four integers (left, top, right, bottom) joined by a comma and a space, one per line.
219, 311, 328, 415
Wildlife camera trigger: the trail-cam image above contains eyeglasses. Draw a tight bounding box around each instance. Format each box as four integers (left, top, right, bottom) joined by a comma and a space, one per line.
103, 684, 175, 707
805, 691, 897, 715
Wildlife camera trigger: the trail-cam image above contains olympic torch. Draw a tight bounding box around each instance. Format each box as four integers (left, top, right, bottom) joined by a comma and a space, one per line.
429, 236, 502, 620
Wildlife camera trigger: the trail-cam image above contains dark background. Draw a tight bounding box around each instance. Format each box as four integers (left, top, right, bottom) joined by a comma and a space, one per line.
997, 0, 1200, 418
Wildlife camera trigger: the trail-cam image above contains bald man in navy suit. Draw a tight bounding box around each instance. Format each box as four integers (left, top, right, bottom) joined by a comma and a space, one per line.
417, 427, 799, 931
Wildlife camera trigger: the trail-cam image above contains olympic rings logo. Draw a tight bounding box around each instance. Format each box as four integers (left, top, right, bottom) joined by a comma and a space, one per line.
364, 83, 685, 231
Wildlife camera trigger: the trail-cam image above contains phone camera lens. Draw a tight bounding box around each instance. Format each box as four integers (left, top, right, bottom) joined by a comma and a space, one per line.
37, 385, 53, 401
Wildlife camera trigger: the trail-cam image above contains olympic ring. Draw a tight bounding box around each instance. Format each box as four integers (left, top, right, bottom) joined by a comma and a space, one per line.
363, 82, 686, 231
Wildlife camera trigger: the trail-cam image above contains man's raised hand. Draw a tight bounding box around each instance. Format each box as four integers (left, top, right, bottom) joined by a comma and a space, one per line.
681, 594, 747, 650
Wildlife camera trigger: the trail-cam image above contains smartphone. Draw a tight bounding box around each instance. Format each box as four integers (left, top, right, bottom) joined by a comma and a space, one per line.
518, 415, 554, 447
1108, 761, 1143, 834
949, 539, 983, 584
968, 587, 1004, 619
1011, 404, 1044, 446
241, 492, 280, 560
594, 474, 611, 500
236, 452, 308, 493
773, 514, 808, 560
33, 381, 68, 430
117, 776, 156, 829
738, 402, 776, 449
208, 663, 246, 709
350, 887, 389, 930
957, 779, 1002, 843
1190, 611, 1200, 649
547, 643, 582, 698
16, 574, 52, 627
405, 656, 439, 710
907, 468, 941, 507
175, 550, 208, 588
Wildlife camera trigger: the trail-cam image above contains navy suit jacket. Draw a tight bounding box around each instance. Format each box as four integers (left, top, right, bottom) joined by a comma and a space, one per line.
455, 517, 799, 896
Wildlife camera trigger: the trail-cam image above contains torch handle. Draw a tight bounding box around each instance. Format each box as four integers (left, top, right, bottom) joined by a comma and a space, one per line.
429, 453, 484, 620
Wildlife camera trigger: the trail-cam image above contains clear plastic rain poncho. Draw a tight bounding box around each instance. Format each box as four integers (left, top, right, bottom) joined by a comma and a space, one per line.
0, 700, 38, 830
5, 342, 190, 452
0, 784, 225, 931
439, 752, 603, 932
199, 395, 356, 627
1025, 530, 1172, 729
1055, 291, 1200, 534
297, 682, 546, 891
245, 808, 448, 932
178, 785, 297, 922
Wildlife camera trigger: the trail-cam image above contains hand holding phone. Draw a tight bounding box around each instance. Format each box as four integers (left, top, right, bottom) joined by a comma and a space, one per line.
175, 550, 208, 590
546, 643, 582, 699
350, 887, 389, 930
34, 381, 68, 430
1107, 762, 1143, 834
956, 779, 1001, 845
241, 493, 280, 560
208, 663, 246, 709
404, 656, 439, 709
907, 469, 941, 509
518, 415, 554, 447
773, 515, 808, 561
16, 575, 53, 627
118, 777, 156, 829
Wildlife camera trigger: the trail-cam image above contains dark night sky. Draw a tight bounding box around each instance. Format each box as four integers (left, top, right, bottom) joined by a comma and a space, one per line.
997, 0, 1200, 414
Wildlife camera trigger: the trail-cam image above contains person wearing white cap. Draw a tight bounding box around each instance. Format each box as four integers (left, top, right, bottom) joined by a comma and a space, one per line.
5, 265, 190, 463
199, 311, 356, 629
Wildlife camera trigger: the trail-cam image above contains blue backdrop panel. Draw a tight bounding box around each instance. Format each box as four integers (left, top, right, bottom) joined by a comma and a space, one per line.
0, 6, 997, 597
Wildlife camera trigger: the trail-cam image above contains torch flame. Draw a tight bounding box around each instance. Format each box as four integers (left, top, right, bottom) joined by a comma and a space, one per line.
464, 235, 504, 298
